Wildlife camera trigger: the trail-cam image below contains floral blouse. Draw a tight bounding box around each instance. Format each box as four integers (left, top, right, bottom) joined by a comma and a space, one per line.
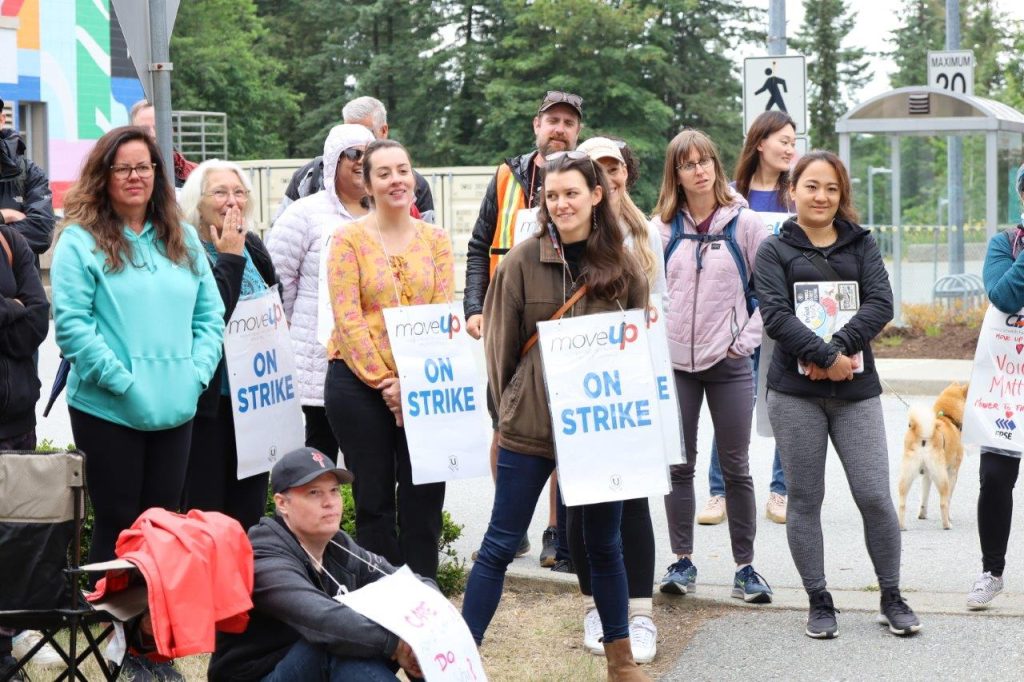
326, 216, 454, 386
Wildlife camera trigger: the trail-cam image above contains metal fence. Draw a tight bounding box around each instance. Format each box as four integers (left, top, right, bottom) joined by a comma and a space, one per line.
171, 110, 228, 162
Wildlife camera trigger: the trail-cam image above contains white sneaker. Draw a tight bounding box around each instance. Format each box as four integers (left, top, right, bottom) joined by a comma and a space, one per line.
583, 608, 604, 656
766, 492, 787, 524
13, 630, 63, 667
967, 571, 1004, 610
697, 495, 727, 525
629, 615, 657, 664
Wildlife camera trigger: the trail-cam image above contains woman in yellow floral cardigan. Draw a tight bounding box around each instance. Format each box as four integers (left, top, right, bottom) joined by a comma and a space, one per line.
324, 140, 452, 580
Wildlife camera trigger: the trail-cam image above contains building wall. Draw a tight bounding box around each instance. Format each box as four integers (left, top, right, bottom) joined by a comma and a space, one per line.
0, 0, 144, 208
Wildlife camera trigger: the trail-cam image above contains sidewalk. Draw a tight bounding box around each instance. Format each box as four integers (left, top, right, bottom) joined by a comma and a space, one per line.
876, 357, 972, 396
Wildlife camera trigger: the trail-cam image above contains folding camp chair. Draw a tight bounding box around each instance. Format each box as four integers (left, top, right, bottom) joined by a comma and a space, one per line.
0, 450, 142, 681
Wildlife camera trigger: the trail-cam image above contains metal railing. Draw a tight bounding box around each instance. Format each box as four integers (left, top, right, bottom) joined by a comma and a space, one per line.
171, 110, 228, 162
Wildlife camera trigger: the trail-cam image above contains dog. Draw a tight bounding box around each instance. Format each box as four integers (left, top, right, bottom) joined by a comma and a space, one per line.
898, 382, 968, 530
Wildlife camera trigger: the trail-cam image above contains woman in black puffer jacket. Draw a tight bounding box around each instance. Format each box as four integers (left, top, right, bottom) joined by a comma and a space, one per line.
754, 150, 918, 641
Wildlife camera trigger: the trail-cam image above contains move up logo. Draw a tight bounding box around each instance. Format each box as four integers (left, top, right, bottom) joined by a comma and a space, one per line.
392, 313, 462, 340
548, 321, 640, 353
228, 299, 285, 334
1006, 314, 1024, 330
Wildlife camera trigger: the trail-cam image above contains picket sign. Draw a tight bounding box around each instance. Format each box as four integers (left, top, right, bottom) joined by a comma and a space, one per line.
646, 295, 684, 465
963, 305, 1024, 452
224, 288, 306, 478
317, 226, 340, 347
758, 212, 790, 237
512, 207, 540, 245
336, 566, 487, 682
384, 304, 491, 484
537, 309, 671, 506
753, 210, 789, 438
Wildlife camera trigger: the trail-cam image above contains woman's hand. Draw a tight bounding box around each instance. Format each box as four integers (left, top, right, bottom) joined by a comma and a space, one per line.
803, 363, 829, 381
211, 206, 245, 256
378, 377, 404, 427
826, 354, 855, 382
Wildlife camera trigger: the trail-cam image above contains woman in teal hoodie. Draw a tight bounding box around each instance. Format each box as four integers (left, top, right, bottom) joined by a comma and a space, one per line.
51, 126, 224, 569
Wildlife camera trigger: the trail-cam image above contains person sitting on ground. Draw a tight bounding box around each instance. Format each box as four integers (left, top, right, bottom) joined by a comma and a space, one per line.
207, 446, 430, 682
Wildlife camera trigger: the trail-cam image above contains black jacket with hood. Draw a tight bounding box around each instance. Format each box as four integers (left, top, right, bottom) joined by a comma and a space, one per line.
463, 151, 539, 318
754, 218, 893, 401
0, 129, 55, 256
208, 515, 437, 681
0, 224, 49, 438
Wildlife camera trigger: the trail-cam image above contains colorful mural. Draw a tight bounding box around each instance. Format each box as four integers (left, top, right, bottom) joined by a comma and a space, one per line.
0, 0, 144, 207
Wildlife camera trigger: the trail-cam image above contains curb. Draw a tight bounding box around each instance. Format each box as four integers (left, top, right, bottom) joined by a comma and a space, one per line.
500, 566, 1024, 618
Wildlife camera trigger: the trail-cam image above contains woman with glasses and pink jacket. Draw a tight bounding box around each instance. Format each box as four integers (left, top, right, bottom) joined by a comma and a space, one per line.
651, 129, 773, 604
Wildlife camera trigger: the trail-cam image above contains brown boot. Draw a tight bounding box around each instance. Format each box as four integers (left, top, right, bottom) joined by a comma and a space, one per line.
603, 637, 651, 681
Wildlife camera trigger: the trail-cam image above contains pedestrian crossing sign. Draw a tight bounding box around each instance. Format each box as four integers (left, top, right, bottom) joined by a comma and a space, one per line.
743, 55, 807, 136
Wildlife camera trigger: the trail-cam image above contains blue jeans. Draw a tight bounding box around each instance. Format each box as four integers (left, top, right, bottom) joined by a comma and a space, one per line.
462, 448, 629, 644
709, 348, 786, 497
262, 639, 410, 681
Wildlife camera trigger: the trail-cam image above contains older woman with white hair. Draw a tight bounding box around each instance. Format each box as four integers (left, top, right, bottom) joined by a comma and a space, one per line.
179, 159, 279, 529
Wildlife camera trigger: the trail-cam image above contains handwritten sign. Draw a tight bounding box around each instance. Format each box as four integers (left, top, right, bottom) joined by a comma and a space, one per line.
964, 305, 1024, 451
384, 304, 490, 483
537, 309, 671, 505
225, 288, 305, 477
336, 566, 487, 682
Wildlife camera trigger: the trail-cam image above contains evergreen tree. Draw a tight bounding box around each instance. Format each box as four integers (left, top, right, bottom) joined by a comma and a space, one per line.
170, 0, 298, 159
792, 0, 871, 150
888, 0, 945, 88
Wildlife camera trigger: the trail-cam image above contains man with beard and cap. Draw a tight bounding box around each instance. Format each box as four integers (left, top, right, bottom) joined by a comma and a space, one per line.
266, 124, 376, 466
463, 90, 583, 571
0, 99, 55, 263
208, 446, 435, 681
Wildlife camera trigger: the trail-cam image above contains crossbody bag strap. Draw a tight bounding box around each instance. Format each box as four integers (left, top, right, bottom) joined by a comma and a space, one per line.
772, 238, 842, 281
520, 284, 588, 358
0, 227, 12, 268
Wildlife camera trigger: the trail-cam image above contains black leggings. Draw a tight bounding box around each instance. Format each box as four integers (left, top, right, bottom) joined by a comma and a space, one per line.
69, 407, 193, 566
978, 450, 1021, 577
567, 497, 655, 598
182, 396, 270, 532
324, 361, 445, 580
303, 405, 341, 462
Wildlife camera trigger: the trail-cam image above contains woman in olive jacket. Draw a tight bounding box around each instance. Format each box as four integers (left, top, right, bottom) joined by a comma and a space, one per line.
754, 150, 919, 641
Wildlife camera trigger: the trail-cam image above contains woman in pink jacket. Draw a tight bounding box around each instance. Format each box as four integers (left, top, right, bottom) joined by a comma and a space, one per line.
651, 130, 772, 603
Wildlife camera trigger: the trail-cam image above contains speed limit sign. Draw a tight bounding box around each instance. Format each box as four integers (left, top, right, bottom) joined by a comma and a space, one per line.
927, 50, 975, 96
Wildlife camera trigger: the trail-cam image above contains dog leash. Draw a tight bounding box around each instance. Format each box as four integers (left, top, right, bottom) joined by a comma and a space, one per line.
880, 376, 911, 409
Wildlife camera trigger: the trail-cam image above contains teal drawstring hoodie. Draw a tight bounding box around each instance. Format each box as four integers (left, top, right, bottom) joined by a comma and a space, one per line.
51, 221, 225, 431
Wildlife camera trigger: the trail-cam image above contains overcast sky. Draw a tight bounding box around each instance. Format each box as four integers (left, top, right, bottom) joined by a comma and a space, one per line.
765, 0, 1024, 98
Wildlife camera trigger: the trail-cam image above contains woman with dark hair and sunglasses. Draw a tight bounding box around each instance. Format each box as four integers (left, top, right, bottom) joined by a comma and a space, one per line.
652, 129, 772, 604
698, 111, 800, 527
462, 151, 651, 680
267, 124, 375, 464
323, 139, 452, 581
755, 150, 918, 639
50, 126, 224, 679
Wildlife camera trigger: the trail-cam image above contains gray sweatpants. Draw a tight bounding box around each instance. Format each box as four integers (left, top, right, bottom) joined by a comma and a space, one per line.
664, 357, 756, 564
766, 389, 901, 593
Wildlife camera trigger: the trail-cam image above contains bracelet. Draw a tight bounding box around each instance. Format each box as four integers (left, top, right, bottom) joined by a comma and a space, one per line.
826, 351, 842, 369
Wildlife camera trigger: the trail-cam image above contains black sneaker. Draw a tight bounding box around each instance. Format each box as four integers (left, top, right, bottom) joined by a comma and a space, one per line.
550, 558, 575, 574
117, 654, 159, 681
538, 526, 557, 567
145, 660, 185, 682
877, 587, 921, 636
0, 654, 27, 682
805, 589, 839, 639
515, 533, 531, 559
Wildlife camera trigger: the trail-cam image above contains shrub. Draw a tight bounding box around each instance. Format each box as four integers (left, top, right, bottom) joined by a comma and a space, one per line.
902, 301, 985, 334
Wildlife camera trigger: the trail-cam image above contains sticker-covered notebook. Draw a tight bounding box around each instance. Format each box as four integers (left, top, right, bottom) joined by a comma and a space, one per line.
793, 281, 864, 374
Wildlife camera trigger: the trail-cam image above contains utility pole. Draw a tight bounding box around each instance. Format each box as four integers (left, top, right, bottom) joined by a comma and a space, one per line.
947, 0, 965, 273
768, 0, 786, 56
149, 0, 174, 187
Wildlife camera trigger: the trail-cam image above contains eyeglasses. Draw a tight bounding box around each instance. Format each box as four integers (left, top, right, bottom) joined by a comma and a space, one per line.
205, 188, 250, 202
676, 157, 715, 174
545, 150, 597, 173
543, 90, 583, 109
110, 163, 157, 179
341, 148, 365, 162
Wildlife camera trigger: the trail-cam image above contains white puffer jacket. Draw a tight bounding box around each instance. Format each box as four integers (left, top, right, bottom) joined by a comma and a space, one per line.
266, 125, 374, 406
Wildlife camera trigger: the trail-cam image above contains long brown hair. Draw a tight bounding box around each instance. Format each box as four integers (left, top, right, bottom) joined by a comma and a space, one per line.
536, 154, 642, 301
733, 111, 796, 209
790, 150, 860, 224
61, 126, 191, 273
653, 130, 733, 223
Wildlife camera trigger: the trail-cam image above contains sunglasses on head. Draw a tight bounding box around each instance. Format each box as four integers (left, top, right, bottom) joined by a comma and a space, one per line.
544, 90, 583, 109
341, 147, 365, 162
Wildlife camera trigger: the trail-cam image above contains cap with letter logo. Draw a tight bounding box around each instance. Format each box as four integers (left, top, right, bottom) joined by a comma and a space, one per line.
271, 446, 354, 493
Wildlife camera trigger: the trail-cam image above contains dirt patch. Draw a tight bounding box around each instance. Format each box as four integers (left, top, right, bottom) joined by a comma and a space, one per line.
27, 590, 726, 681
873, 323, 978, 360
